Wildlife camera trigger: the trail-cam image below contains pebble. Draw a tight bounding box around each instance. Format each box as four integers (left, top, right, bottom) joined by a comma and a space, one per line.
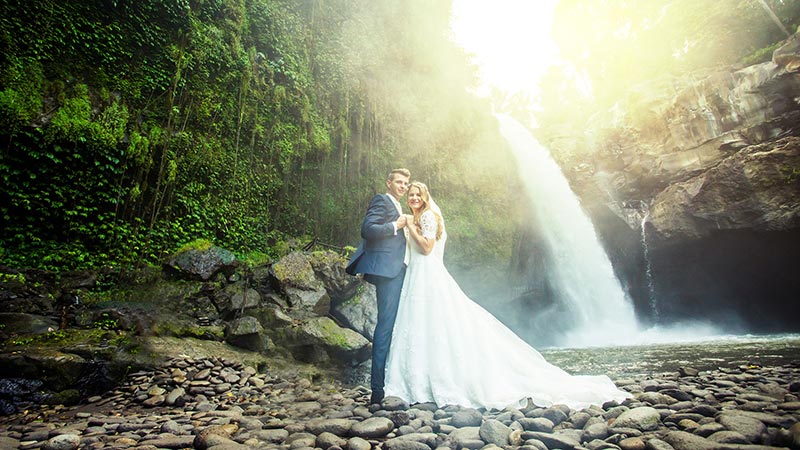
1, 357, 799, 450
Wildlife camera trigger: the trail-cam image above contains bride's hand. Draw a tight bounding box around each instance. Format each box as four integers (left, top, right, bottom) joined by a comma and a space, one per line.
404, 214, 415, 230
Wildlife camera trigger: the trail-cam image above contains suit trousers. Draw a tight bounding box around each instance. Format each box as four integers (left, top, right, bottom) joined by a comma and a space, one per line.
370, 266, 406, 392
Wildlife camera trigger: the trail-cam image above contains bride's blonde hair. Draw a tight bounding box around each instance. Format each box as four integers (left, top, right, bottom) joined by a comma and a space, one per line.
409, 182, 443, 240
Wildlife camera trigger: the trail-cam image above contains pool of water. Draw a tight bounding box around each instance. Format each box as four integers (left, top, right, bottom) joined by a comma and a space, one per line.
540, 333, 800, 378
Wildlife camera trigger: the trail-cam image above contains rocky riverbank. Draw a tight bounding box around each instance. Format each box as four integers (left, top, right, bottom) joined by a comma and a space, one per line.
1, 357, 798, 450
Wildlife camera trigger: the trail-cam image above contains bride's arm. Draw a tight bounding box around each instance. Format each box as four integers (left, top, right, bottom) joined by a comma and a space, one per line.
406, 213, 435, 255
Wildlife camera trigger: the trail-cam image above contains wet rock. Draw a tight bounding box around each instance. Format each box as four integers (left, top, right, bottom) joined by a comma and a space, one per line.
41, 434, 80, 450
695, 422, 726, 437
286, 432, 317, 447
384, 438, 432, 450
678, 367, 700, 377
350, 417, 395, 438
348, 436, 372, 450
542, 406, 569, 425
194, 424, 239, 450
213, 283, 263, 322
708, 430, 751, 444
451, 408, 483, 427
518, 417, 555, 433
620, 437, 646, 450
383, 395, 409, 411
164, 245, 236, 281
522, 431, 581, 450
289, 317, 370, 363
252, 429, 289, 443
480, 419, 511, 446
688, 404, 719, 417
521, 440, 550, 450
583, 422, 610, 441
225, 316, 269, 352
165, 387, 186, 406
384, 410, 411, 428
449, 426, 482, 449
638, 392, 679, 405
305, 418, 354, 436
139, 435, 197, 448
660, 389, 693, 402
718, 413, 766, 443
307, 251, 361, 303
271, 252, 330, 318
331, 283, 378, 341
317, 431, 347, 449
0, 312, 59, 335
385, 433, 438, 450
570, 411, 593, 428
613, 407, 661, 431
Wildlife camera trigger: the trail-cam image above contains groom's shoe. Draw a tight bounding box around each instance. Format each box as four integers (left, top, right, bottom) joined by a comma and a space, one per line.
370, 389, 384, 406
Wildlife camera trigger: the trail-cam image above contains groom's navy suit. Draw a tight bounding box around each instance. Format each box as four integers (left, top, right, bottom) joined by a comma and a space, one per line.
346, 193, 407, 396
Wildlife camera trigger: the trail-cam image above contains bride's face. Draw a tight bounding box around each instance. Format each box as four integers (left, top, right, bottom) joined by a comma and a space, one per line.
407, 187, 424, 212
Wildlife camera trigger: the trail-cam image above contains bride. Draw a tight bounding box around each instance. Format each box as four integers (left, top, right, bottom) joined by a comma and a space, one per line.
383, 182, 631, 410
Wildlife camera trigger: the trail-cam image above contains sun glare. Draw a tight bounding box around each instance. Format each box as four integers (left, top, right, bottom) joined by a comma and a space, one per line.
449, 0, 560, 98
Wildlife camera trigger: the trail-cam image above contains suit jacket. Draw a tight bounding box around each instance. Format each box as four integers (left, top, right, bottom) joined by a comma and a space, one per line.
346, 193, 407, 282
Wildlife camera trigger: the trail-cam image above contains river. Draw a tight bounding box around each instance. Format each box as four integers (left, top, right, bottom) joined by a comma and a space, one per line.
539, 333, 800, 378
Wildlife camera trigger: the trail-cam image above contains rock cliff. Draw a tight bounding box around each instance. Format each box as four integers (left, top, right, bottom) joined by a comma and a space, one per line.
532, 30, 800, 333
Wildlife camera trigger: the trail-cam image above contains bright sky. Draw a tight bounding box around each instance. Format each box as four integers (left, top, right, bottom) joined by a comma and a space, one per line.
449, 0, 560, 98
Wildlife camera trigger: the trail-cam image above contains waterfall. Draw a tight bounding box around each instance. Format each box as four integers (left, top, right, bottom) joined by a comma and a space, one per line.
639, 202, 660, 323
496, 114, 639, 347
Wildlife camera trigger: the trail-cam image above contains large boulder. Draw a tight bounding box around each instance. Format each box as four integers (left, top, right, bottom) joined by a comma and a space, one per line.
164, 245, 237, 281
214, 281, 263, 320
307, 251, 361, 302
331, 283, 378, 341
287, 316, 370, 363
0, 349, 90, 393
0, 313, 58, 336
270, 252, 331, 318
225, 316, 271, 352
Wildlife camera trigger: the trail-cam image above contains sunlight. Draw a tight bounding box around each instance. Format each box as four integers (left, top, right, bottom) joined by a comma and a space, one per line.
449, 0, 560, 98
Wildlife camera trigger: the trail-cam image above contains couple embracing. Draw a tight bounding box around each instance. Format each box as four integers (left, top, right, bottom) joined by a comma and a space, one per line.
346, 168, 630, 410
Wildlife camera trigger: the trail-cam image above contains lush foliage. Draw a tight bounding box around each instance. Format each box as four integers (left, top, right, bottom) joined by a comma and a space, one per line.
0, 0, 517, 276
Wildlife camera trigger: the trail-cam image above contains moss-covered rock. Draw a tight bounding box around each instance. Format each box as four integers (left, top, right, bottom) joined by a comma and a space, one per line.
288, 317, 370, 364
0, 349, 88, 392
0, 312, 59, 337
270, 251, 324, 291
308, 250, 361, 302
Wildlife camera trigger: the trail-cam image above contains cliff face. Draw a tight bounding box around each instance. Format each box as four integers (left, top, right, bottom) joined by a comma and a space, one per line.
539, 32, 800, 332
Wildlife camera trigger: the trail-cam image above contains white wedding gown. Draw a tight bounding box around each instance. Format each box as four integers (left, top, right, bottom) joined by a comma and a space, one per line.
384, 210, 631, 410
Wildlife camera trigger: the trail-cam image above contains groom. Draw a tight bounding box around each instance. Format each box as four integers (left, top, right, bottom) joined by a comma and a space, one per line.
346, 168, 410, 405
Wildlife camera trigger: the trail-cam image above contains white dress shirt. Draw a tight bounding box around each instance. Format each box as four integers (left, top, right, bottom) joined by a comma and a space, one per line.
387, 193, 410, 265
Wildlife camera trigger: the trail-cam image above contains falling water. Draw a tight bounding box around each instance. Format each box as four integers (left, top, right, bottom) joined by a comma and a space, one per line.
639, 202, 660, 322
496, 114, 639, 347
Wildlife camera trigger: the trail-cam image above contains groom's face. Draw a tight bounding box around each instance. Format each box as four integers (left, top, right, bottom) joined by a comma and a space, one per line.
386, 174, 409, 201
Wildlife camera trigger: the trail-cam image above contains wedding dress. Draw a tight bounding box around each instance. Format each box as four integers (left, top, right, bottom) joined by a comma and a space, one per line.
384, 207, 631, 411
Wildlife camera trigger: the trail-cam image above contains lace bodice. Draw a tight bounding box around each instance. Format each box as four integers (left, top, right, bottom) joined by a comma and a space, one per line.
414, 210, 446, 261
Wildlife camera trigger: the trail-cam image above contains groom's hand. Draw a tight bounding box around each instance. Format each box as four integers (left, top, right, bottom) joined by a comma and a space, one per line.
396, 215, 407, 229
